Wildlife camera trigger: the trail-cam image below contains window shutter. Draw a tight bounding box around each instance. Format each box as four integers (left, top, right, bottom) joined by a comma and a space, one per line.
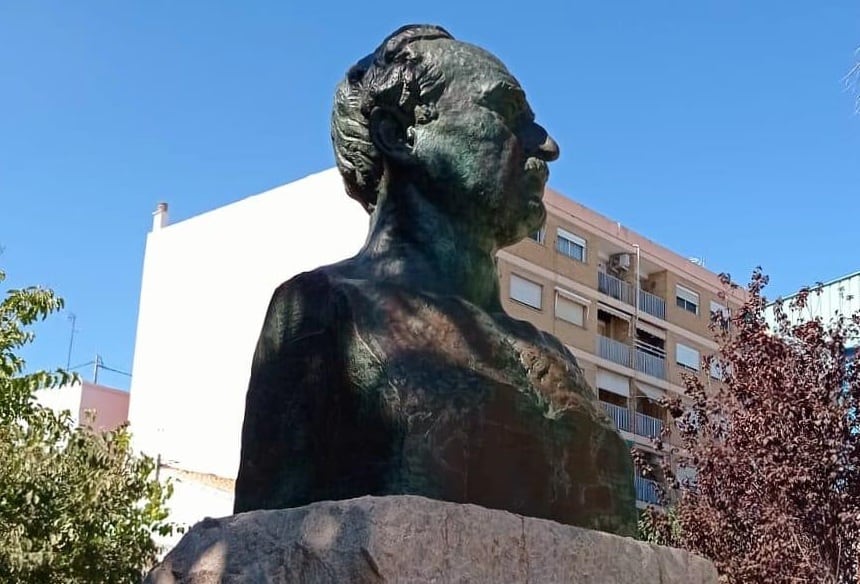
597, 370, 630, 397
557, 228, 586, 248
555, 295, 585, 326
510, 274, 542, 309
676, 285, 699, 306
676, 343, 700, 370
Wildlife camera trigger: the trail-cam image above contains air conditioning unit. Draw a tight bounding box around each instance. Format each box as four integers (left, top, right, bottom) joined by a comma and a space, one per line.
610, 253, 631, 271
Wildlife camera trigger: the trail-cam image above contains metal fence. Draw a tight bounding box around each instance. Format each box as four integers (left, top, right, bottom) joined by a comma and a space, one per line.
599, 271, 667, 320
634, 348, 666, 379
634, 412, 664, 438
600, 401, 631, 432
638, 289, 666, 319
598, 271, 635, 305
634, 476, 660, 504
598, 335, 632, 368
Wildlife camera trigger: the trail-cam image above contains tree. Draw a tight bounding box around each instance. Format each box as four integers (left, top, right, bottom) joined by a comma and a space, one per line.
638, 269, 860, 584
0, 266, 176, 583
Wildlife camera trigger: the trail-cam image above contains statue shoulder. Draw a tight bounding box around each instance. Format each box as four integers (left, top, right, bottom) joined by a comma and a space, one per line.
270, 268, 339, 305
262, 268, 351, 347
495, 310, 580, 360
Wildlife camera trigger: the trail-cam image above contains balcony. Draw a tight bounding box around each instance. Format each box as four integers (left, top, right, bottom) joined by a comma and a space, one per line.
634, 412, 664, 438
598, 271, 634, 305
634, 346, 666, 379
638, 289, 666, 320
598, 335, 632, 368
599, 336, 666, 381
600, 401, 630, 432
598, 271, 666, 320
634, 475, 661, 505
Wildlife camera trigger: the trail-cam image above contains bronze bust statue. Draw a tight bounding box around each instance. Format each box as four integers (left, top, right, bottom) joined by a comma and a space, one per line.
234, 24, 636, 535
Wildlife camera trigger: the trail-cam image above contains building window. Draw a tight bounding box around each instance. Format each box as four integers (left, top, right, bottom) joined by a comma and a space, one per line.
556, 228, 586, 262
555, 292, 587, 327
676, 343, 700, 371
676, 285, 699, 315
709, 358, 723, 380
675, 465, 698, 490
597, 369, 631, 398
710, 300, 730, 329
529, 226, 546, 244
510, 273, 542, 309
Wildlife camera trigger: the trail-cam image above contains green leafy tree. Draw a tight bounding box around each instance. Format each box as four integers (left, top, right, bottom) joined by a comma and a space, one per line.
0, 266, 176, 583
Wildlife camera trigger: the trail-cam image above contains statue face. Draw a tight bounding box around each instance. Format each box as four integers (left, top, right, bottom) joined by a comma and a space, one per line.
410, 40, 559, 247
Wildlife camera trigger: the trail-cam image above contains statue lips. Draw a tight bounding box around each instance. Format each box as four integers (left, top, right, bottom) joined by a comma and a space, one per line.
524, 157, 549, 200
525, 157, 549, 183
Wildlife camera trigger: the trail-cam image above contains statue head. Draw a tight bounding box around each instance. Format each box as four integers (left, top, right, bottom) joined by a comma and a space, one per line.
332, 25, 560, 247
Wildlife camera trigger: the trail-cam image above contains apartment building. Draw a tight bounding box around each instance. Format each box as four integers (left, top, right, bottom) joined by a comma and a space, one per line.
497, 189, 742, 506
129, 169, 738, 540
764, 270, 860, 354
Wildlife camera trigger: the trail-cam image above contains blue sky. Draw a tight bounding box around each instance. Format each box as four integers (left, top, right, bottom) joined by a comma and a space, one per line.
1, 2, 858, 389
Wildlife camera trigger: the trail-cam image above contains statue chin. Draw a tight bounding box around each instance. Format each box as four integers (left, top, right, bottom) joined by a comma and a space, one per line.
499, 182, 546, 243
530, 197, 547, 223
521, 199, 547, 236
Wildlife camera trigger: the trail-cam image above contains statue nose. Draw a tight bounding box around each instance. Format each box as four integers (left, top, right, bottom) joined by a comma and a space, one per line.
525, 122, 560, 162
538, 134, 560, 162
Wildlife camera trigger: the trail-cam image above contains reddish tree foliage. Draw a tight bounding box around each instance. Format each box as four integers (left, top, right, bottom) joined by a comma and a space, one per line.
639, 269, 860, 584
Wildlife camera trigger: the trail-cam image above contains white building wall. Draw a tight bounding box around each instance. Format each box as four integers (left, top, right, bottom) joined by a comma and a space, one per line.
35, 383, 84, 424
128, 168, 368, 485
154, 468, 235, 553
764, 271, 860, 348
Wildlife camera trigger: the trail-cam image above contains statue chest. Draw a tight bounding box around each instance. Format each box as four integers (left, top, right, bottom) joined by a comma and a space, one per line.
337, 287, 592, 412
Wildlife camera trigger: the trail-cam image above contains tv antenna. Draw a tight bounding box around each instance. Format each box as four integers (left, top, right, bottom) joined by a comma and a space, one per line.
65, 313, 79, 370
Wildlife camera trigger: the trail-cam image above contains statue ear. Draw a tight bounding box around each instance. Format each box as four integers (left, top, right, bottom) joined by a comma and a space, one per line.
369, 107, 416, 166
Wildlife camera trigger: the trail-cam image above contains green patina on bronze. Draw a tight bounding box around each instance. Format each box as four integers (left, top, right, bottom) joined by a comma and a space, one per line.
234, 24, 636, 535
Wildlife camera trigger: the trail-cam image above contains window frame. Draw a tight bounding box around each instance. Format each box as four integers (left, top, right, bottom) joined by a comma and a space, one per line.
675, 284, 700, 315
709, 357, 723, 380
529, 226, 547, 245
710, 299, 730, 329
709, 300, 728, 317
556, 228, 587, 263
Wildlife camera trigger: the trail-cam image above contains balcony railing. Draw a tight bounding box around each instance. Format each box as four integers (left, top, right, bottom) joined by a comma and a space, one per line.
600, 401, 630, 432
598, 271, 667, 320
638, 289, 666, 320
634, 412, 664, 438
634, 347, 666, 379
599, 336, 667, 380
598, 271, 634, 305
598, 335, 632, 368
634, 476, 661, 505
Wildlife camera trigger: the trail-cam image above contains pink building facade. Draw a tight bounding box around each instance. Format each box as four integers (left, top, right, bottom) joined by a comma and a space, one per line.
36, 380, 129, 431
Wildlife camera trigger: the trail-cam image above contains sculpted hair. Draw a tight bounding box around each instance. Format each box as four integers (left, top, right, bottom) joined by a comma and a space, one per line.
331, 24, 453, 213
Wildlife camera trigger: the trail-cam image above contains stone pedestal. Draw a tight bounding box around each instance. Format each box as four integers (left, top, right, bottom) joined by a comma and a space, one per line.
144, 496, 717, 584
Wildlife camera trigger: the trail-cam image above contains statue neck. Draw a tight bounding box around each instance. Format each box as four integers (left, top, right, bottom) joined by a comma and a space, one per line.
356, 183, 503, 312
